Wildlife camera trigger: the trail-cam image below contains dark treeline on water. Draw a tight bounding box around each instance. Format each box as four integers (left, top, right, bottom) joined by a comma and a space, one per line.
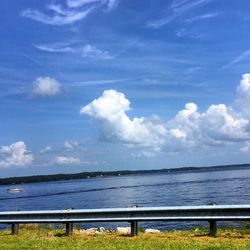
1, 164, 250, 186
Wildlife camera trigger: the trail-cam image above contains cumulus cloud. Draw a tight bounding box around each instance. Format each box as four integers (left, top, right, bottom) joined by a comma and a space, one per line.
55, 156, 81, 165
81, 73, 250, 152
0, 141, 33, 168
166, 102, 249, 151
64, 140, 79, 149
131, 151, 156, 158
200, 105, 248, 142
32, 77, 61, 97
170, 128, 187, 139
235, 73, 250, 118
81, 89, 167, 149
240, 142, 250, 153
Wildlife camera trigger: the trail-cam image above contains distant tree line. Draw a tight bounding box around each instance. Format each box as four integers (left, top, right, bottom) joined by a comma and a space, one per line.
1, 164, 250, 186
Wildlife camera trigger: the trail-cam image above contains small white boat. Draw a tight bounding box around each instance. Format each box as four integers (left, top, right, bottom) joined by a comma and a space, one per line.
7, 188, 23, 193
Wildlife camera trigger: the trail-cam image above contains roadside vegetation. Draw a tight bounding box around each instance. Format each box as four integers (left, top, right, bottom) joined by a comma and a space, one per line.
0, 224, 250, 250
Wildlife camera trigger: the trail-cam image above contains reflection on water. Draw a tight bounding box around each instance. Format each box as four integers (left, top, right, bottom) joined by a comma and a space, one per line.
0, 168, 250, 230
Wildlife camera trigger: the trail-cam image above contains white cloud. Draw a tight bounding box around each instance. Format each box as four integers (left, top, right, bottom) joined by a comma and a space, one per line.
32, 77, 62, 97
40, 146, 52, 154
183, 13, 218, 23
170, 0, 213, 14
200, 104, 249, 142
235, 73, 250, 117
81, 73, 250, 152
82, 44, 112, 59
170, 128, 186, 139
21, 0, 119, 25
21, 5, 93, 25
0, 141, 33, 168
33, 43, 112, 60
175, 28, 203, 39
146, 16, 174, 29
55, 156, 81, 165
80, 89, 167, 149
47, 3, 69, 15
64, 140, 79, 149
33, 43, 74, 53
240, 142, 250, 153
131, 151, 156, 158
224, 50, 250, 68
167, 102, 249, 150
66, 0, 119, 10
66, 0, 101, 8
106, 0, 119, 10
146, 0, 214, 29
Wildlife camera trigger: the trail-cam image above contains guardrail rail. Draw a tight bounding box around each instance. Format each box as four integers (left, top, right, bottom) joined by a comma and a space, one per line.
0, 204, 250, 237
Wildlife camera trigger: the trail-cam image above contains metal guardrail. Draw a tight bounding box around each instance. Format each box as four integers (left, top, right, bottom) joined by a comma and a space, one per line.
1, 205, 250, 236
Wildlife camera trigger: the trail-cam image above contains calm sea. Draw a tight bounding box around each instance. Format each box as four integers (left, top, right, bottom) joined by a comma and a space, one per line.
1, 167, 250, 230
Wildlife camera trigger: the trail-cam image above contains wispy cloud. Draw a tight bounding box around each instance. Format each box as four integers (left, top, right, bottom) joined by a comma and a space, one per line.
21, 5, 93, 26
33, 42, 112, 60
170, 0, 213, 14
72, 77, 136, 86
175, 28, 204, 39
66, 0, 119, 10
66, 0, 100, 8
82, 44, 112, 59
223, 50, 250, 69
106, 0, 119, 11
21, 0, 119, 25
183, 12, 218, 23
33, 43, 74, 53
40, 146, 52, 154
146, 0, 214, 29
146, 16, 175, 29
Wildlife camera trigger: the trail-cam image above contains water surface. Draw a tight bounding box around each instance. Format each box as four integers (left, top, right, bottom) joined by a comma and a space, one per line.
1, 168, 249, 230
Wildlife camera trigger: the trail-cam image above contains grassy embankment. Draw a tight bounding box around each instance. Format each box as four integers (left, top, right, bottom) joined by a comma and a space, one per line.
0, 225, 250, 250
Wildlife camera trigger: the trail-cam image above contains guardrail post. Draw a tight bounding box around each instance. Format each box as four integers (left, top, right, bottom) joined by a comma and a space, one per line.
130, 221, 138, 237
66, 222, 73, 236
129, 204, 139, 237
209, 220, 217, 237
11, 223, 19, 235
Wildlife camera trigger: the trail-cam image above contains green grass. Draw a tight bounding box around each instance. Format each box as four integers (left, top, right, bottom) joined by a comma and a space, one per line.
0, 225, 250, 250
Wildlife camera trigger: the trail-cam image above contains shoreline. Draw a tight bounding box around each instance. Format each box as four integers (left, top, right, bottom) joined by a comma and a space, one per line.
1, 163, 250, 186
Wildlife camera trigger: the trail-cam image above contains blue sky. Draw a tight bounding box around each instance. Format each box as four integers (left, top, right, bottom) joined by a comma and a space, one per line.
1, 0, 250, 177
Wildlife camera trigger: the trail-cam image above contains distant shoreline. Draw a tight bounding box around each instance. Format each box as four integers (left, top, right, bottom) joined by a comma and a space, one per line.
1, 163, 250, 186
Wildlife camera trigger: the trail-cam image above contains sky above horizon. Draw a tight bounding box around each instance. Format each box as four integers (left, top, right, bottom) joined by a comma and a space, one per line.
1, 0, 250, 177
